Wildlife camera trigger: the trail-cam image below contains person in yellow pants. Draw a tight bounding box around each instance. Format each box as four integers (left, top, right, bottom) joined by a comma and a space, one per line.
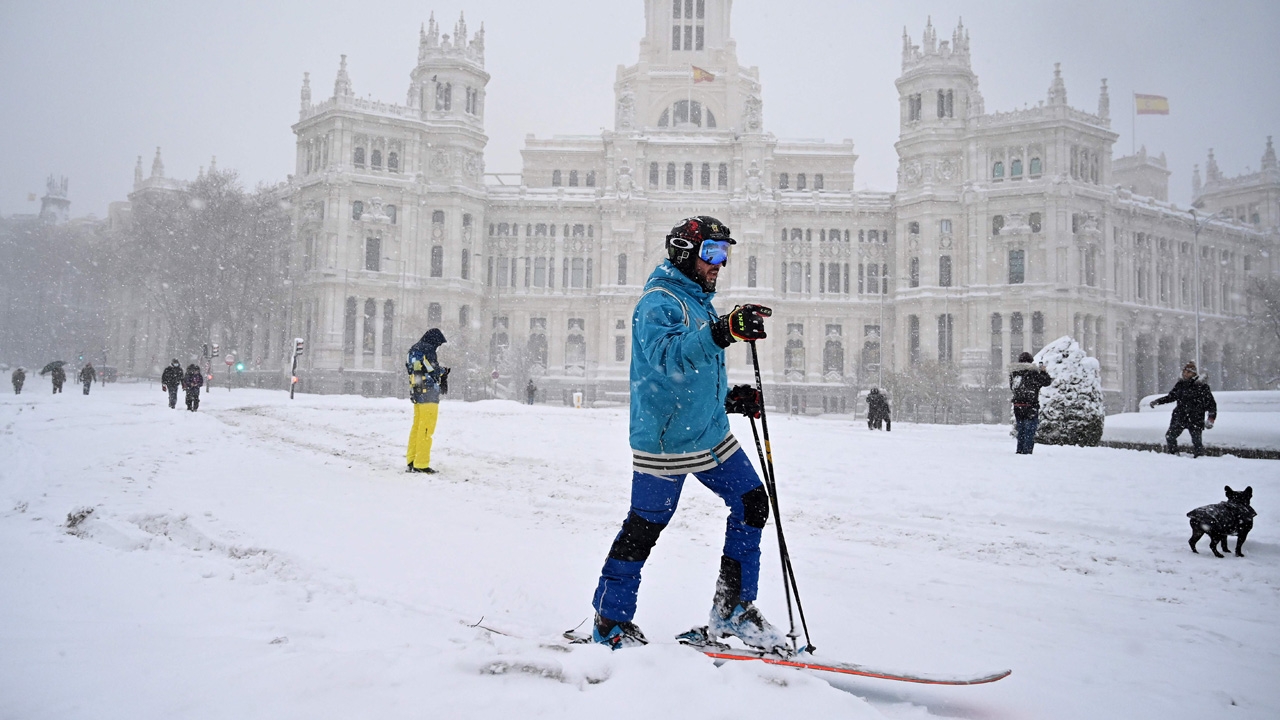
406, 328, 449, 473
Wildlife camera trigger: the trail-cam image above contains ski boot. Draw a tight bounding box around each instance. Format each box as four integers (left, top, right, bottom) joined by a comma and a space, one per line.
709, 556, 791, 655
592, 613, 648, 650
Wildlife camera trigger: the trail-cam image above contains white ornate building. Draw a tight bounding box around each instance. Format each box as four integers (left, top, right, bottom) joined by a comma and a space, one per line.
114, 0, 1280, 414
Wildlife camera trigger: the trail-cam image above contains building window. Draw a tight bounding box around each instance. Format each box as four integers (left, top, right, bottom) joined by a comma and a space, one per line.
939, 255, 953, 287
1029, 157, 1042, 176
387, 152, 399, 172
430, 245, 443, 277
666, 162, 677, 187
615, 336, 626, 362
371, 149, 382, 170
938, 313, 954, 363
718, 163, 728, 189
993, 161, 1004, 180
459, 305, 469, 327
908, 221, 920, 235
1009, 249, 1025, 284
461, 250, 470, 280
1031, 311, 1045, 350
568, 170, 579, 187
649, 162, 660, 188
1010, 158, 1022, 178
353, 147, 365, 168
383, 301, 395, 357
937, 89, 954, 118
428, 302, 442, 325
586, 170, 596, 187
814, 174, 824, 190
992, 215, 1005, 236
990, 313, 1003, 367
343, 297, 357, 353
365, 236, 381, 272
748, 255, 758, 287
362, 299, 376, 354
797, 173, 807, 191
534, 257, 547, 288
940, 218, 952, 234
908, 315, 920, 365
571, 257, 586, 288
823, 328, 844, 377
1030, 212, 1042, 233
907, 93, 922, 122
683, 162, 694, 188
552, 170, 562, 187
435, 82, 452, 110
909, 257, 920, 287
432, 210, 445, 225
1010, 312, 1025, 362
352, 201, 364, 221
779, 172, 789, 189
785, 323, 805, 378
701, 162, 711, 189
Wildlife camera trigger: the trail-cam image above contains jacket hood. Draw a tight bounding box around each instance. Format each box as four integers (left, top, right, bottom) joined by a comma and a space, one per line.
1009, 362, 1042, 372
186, 364, 200, 371
419, 328, 447, 349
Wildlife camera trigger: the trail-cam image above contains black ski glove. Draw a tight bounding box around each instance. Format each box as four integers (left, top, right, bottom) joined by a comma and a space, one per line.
710, 304, 772, 348
438, 367, 450, 394
725, 384, 763, 418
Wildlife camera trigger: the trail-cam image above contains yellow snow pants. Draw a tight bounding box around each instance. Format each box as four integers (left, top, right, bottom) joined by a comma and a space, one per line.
406, 402, 439, 470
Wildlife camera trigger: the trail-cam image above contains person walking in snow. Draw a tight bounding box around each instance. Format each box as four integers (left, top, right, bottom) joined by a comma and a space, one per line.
1009, 351, 1052, 454
1150, 361, 1217, 457
11, 367, 25, 394
405, 328, 449, 473
526, 379, 537, 405
161, 359, 183, 409
589, 216, 787, 653
78, 363, 96, 395
182, 363, 204, 411
50, 365, 66, 394
866, 388, 891, 431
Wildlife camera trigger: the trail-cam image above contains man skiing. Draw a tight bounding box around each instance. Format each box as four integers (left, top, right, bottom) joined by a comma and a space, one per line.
406, 328, 449, 473
182, 363, 204, 411
1009, 351, 1052, 454
1150, 361, 1217, 457
78, 363, 96, 395
11, 367, 25, 394
161, 359, 183, 409
589, 216, 787, 654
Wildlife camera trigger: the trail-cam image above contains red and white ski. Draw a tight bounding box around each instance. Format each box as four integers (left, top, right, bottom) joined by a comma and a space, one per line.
563, 626, 1011, 686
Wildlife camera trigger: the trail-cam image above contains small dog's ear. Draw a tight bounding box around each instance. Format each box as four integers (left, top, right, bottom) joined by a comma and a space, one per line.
1244, 486, 1253, 499
1224, 485, 1233, 494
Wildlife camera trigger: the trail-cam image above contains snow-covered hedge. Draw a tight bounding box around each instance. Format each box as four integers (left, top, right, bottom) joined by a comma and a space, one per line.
1034, 336, 1105, 447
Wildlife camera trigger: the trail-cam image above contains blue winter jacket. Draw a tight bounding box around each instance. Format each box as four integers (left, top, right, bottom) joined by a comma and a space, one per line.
629, 261, 739, 476
407, 329, 447, 404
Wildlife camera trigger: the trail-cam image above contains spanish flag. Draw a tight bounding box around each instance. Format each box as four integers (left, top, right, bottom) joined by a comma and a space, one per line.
27, 193, 37, 202
692, 66, 715, 83
1134, 94, 1169, 115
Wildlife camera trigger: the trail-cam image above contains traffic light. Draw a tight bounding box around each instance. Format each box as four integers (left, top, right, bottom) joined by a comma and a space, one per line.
203, 343, 210, 358
293, 338, 305, 356
78, 353, 84, 361
235, 362, 245, 372
212, 343, 220, 356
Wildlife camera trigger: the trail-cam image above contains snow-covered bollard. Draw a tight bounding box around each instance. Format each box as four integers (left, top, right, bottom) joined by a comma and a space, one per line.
1034, 336, 1105, 446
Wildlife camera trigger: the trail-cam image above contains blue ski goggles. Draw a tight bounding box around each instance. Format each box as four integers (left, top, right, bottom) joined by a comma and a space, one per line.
699, 239, 733, 266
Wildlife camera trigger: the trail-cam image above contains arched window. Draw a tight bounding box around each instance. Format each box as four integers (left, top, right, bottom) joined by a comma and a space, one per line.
992, 215, 1005, 236
683, 162, 694, 188
658, 108, 670, 127
814, 174, 824, 190
569, 170, 579, 187
1030, 212, 1042, 233
908, 221, 920, 235
1030, 157, 1042, 176
649, 162, 660, 187
706, 110, 717, 128
666, 163, 676, 187
797, 173, 807, 190
823, 338, 844, 377
362, 299, 377, 354
386, 205, 396, 225
992, 161, 1004, 180
785, 324, 805, 378
700, 163, 711, 188
352, 201, 364, 221
353, 147, 365, 167
528, 324, 548, 367
371, 149, 382, 169
1011, 158, 1023, 177
718, 163, 728, 189
779, 173, 789, 189
552, 170, 562, 187
435, 82, 452, 111
387, 152, 399, 172
586, 170, 596, 187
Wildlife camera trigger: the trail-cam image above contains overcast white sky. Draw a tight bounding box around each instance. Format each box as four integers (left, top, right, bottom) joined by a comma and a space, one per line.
2, 0, 1277, 218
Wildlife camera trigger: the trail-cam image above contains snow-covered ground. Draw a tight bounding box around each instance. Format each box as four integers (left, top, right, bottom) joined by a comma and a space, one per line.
2, 384, 1278, 719
1105, 390, 1280, 451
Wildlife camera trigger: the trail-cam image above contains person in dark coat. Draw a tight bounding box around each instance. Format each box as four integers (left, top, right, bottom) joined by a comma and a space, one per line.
182, 363, 204, 411
51, 365, 66, 393
1009, 351, 1052, 454
1150, 361, 1217, 457
161, 359, 183, 409
526, 379, 537, 405
11, 367, 25, 394
78, 363, 96, 395
866, 388, 891, 431
405, 328, 449, 473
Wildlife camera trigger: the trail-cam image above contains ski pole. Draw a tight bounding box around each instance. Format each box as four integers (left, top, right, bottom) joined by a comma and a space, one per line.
747, 415, 794, 645
750, 340, 815, 653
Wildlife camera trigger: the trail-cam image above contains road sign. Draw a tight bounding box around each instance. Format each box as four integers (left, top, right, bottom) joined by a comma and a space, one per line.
491, 370, 500, 380
224, 354, 235, 366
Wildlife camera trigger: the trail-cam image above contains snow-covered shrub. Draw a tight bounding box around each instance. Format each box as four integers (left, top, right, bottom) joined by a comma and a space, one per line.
1034, 336, 1105, 446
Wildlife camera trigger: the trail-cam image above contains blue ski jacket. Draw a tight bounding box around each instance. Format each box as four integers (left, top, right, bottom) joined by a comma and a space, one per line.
629, 261, 739, 476
407, 328, 447, 404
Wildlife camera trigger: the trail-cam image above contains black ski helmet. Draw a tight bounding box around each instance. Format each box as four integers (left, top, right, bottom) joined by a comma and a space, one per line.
666, 216, 735, 272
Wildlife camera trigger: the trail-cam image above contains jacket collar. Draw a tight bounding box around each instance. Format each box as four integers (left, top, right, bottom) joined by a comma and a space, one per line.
646, 260, 714, 302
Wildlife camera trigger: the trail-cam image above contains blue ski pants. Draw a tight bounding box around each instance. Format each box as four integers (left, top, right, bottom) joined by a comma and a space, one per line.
592, 448, 767, 623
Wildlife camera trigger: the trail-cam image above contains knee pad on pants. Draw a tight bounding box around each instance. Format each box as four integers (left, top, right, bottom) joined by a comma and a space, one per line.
608, 511, 667, 562
742, 485, 770, 529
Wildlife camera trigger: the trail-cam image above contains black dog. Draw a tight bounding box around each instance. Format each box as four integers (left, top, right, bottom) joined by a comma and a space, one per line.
1187, 486, 1256, 558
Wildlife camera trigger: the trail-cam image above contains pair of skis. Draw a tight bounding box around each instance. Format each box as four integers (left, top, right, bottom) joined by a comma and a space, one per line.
561, 625, 1010, 686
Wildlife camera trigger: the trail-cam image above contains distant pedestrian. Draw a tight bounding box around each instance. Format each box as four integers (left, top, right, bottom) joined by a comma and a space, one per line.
866, 388, 891, 431
11, 367, 25, 394
51, 365, 66, 393
526, 379, 537, 405
1010, 351, 1052, 454
405, 328, 449, 473
1150, 361, 1217, 457
161, 359, 183, 409
78, 363, 96, 395
182, 363, 204, 411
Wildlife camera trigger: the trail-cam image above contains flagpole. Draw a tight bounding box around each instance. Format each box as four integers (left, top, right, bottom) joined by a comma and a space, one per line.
1131, 92, 1136, 155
